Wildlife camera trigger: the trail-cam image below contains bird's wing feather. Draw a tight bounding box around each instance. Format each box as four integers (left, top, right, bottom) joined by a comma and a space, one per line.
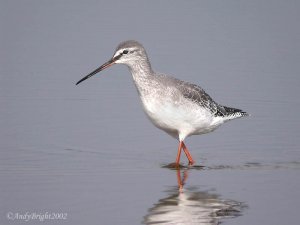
177, 81, 227, 116
176, 80, 247, 118
156, 74, 247, 118
157, 74, 227, 116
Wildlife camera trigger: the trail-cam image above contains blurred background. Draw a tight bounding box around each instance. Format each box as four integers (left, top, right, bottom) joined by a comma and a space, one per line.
1, 1, 299, 224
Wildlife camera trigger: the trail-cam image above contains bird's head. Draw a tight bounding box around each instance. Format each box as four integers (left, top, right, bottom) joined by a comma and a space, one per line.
76, 40, 147, 85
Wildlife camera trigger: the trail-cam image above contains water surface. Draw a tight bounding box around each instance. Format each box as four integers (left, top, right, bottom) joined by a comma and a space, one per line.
1, 1, 300, 224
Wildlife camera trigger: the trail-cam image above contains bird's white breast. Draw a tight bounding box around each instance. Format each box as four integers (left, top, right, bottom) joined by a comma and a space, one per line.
140, 94, 220, 140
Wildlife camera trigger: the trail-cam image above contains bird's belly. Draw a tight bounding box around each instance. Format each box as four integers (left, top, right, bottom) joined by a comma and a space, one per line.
141, 98, 217, 139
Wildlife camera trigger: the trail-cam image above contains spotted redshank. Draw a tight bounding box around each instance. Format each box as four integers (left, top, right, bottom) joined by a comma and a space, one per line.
76, 40, 248, 166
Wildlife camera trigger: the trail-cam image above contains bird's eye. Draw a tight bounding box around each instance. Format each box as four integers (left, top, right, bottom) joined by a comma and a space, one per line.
123, 50, 129, 54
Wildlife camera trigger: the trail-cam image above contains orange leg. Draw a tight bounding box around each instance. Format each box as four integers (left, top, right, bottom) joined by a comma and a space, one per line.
175, 141, 183, 165
182, 142, 195, 165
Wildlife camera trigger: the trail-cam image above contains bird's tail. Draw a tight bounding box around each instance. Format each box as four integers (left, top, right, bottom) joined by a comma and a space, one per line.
223, 106, 249, 121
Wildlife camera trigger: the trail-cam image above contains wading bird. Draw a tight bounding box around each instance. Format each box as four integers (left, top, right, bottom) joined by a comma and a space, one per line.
76, 40, 248, 166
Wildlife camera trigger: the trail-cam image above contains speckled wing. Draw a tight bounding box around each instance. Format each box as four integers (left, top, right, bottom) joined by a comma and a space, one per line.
177, 80, 248, 119
157, 74, 246, 118
176, 80, 227, 116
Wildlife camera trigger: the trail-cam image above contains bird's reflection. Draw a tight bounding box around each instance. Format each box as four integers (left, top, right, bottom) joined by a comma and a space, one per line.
143, 167, 245, 225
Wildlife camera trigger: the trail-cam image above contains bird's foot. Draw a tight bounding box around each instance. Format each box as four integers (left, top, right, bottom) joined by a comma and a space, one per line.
162, 162, 204, 170
188, 160, 195, 166
163, 162, 185, 169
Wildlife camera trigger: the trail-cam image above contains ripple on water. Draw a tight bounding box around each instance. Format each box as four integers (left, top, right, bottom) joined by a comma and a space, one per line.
162, 161, 300, 171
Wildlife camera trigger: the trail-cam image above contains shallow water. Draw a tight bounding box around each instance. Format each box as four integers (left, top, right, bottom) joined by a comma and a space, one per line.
1, 1, 300, 224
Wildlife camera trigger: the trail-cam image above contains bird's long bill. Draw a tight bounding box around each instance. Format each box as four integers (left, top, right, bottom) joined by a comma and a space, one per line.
76, 55, 120, 85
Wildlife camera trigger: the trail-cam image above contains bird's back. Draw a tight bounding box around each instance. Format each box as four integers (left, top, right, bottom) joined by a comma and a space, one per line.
152, 74, 248, 121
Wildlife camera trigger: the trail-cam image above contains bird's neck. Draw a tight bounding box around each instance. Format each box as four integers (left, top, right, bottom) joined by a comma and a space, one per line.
127, 60, 154, 96
128, 59, 153, 80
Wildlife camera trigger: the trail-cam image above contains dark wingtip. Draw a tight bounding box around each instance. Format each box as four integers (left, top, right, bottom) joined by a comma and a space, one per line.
221, 106, 250, 119
240, 111, 250, 117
